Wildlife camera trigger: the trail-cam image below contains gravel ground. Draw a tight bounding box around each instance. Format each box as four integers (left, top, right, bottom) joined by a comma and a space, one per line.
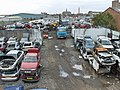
0, 30, 120, 90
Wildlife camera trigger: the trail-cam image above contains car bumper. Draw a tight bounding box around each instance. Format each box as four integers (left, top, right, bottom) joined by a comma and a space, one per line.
21, 77, 39, 82
1, 76, 19, 81
21, 75, 39, 82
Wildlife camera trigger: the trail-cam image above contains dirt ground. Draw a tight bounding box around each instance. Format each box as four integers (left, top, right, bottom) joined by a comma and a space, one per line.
0, 30, 120, 90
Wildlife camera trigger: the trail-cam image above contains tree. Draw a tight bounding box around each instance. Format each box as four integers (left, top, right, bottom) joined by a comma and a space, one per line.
92, 13, 116, 38
93, 13, 115, 30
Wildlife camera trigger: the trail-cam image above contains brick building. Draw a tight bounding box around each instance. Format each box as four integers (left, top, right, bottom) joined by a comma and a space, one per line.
104, 7, 120, 31
104, 0, 120, 31
112, 0, 120, 9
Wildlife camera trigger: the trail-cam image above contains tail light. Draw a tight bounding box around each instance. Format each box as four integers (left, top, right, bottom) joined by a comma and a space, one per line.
34, 76, 38, 80
21, 75, 25, 79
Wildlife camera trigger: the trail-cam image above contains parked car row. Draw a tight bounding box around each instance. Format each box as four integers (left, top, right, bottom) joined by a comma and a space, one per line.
0, 36, 42, 82
0, 36, 41, 53
75, 35, 120, 75
0, 47, 42, 82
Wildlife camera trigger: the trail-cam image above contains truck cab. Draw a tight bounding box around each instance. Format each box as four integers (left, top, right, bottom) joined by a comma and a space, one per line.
20, 48, 41, 82
56, 27, 67, 39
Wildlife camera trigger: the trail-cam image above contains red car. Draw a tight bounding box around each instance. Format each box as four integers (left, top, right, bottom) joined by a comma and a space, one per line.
43, 32, 48, 39
20, 48, 41, 82
0, 42, 7, 52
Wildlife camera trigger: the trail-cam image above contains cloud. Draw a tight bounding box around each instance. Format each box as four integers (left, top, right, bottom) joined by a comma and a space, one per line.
0, 0, 113, 14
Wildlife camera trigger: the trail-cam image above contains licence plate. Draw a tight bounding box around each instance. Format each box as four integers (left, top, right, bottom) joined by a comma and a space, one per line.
5, 76, 12, 78
25, 71, 31, 73
27, 77, 33, 80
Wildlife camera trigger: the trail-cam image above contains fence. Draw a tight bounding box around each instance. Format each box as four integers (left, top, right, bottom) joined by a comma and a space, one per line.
0, 29, 32, 40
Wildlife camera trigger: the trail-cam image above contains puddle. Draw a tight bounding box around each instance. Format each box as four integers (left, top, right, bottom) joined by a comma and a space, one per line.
60, 71, 69, 78
70, 45, 74, 47
54, 45, 58, 48
72, 72, 80, 76
61, 49, 65, 53
59, 65, 69, 78
56, 48, 60, 51
83, 75, 91, 79
79, 55, 82, 59
70, 56, 77, 65
59, 53, 62, 56
72, 64, 83, 70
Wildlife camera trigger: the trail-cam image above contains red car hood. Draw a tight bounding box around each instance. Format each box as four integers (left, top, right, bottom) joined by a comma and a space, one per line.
21, 62, 38, 69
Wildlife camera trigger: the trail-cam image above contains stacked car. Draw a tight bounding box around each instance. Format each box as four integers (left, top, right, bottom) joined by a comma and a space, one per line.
80, 36, 95, 60
76, 35, 118, 74
96, 35, 114, 51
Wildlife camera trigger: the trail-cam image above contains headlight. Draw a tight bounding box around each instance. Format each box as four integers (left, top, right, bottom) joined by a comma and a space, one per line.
9, 65, 14, 69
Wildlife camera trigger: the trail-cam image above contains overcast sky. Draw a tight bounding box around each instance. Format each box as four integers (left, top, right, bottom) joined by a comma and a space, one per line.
0, 0, 113, 15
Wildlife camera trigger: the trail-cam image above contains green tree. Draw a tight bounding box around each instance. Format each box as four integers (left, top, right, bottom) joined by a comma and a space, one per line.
93, 13, 115, 30
92, 13, 116, 38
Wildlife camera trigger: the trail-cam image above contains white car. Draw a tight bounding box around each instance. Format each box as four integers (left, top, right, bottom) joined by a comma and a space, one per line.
96, 36, 114, 51
1, 66, 20, 81
0, 50, 24, 81
112, 49, 120, 66
22, 41, 34, 52
0, 50, 24, 71
7, 37, 17, 44
6, 42, 21, 52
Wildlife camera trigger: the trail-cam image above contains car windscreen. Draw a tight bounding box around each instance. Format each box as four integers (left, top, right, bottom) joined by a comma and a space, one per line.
24, 43, 32, 46
23, 56, 37, 62
7, 54, 17, 59
21, 38, 28, 41
34, 42, 40, 48
102, 40, 112, 45
58, 30, 66, 32
85, 39, 94, 46
8, 44, 15, 48
98, 51, 112, 57
9, 38, 16, 41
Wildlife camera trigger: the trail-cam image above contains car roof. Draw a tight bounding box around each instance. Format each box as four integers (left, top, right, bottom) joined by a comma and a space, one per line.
0, 37, 6, 40
85, 38, 93, 41
114, 41, 120, 44
116, 49, 120, 52
98, 36, 109, 40
26, 53, 37, 56
7, 50, 21, 54
96, 47, 108, 52
24, 41, 33, 43
0, 42, 5, 44
84, 36, 91, 39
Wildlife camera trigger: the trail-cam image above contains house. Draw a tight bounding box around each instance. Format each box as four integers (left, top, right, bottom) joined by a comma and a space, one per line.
104, 8, 120, 31
104, 0, 120, 31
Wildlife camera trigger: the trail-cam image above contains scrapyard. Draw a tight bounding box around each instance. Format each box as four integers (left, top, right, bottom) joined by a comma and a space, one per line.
0, 19, 119, 90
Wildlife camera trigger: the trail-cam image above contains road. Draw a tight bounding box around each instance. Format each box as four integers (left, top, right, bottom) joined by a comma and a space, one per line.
0, 29, 120, 90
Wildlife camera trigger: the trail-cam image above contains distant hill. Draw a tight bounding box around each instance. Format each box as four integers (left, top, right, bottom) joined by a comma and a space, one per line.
9, 13, 44, 19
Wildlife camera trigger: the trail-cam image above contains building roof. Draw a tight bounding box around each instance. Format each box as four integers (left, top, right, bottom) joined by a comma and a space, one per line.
105, 7, 120, 15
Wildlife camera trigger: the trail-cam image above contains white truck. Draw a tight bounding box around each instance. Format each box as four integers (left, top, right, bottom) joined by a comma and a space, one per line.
73, 28, 85, 49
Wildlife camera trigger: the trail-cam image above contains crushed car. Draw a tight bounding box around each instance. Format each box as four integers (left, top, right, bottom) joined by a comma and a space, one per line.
0, 50, 24, 81
90, 47, 116, 74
